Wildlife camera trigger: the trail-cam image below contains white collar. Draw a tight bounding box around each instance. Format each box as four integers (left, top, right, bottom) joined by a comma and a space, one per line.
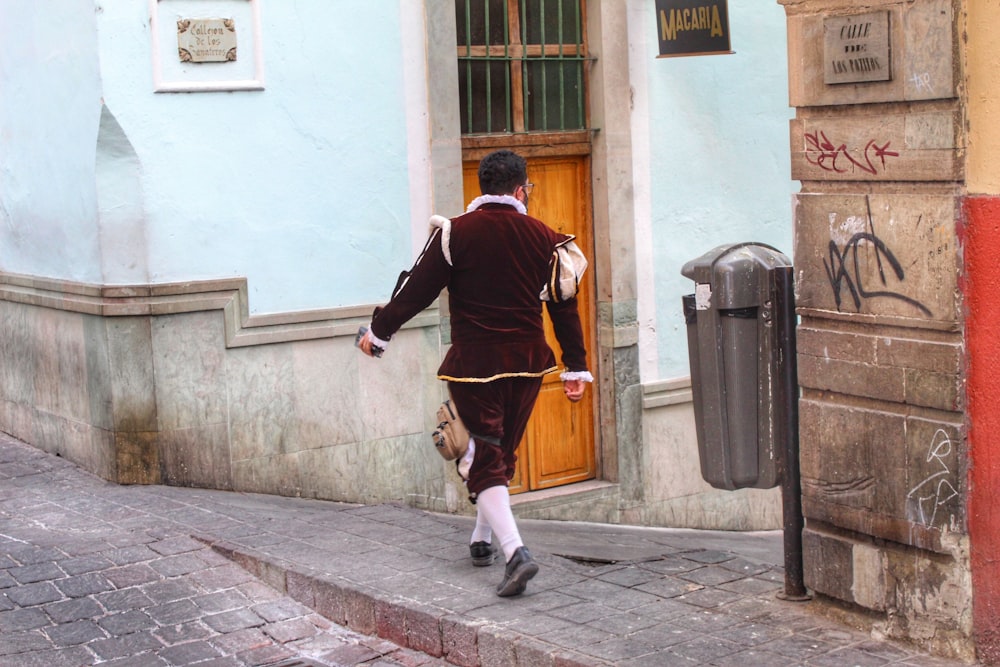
466, 194, 527, 216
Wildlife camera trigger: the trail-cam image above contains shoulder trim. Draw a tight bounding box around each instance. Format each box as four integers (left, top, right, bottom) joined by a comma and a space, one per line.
429, 215, 453, 266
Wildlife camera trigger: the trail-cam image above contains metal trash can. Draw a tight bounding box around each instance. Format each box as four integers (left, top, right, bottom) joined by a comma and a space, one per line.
681, 243, 794, 490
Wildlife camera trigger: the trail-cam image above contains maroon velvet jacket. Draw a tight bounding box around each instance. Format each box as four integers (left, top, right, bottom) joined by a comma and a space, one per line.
370, 202, 588, 382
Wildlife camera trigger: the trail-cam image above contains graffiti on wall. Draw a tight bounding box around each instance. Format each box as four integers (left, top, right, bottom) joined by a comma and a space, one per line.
804, 129, 899, 176
823, 198, 933, 317
906, 428, 960, 531
910, 72, 933, 93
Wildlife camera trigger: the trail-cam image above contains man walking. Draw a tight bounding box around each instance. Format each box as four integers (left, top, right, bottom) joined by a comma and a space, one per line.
358, 149, 592, 597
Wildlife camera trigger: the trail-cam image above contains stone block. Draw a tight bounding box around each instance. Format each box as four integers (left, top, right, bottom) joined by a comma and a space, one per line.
0, 303, 38, 404
478, 625, 518, 667
794, 193, 959, 326
374, 597, 407, 647
800, 396, 964, 551
105, 317, 157, 432
513, 636, 558, 667
804, 527, 888, 612
851, 542, 888, 611
882, 535, 974, 658
158, 423, 232, 490
903, 418, 964, 534
797, 323, 962, 412
798, 354, 905, 403
403, 603, 444, 657
904, 367, 961, 412
803, 528, 860, 606
441, 615, 481, 667
790, 108, 962, 182
311, 580, 347, 625
797, 325, 877, 364
875, 333, 962, 374
35, 414, 116, 481
799, 398, 893, 511
343, 586, 376, 635
786, 0, 956, 108
33, 308, 90, 421
359, 326, 440, 441
151, 311, 228, 431
114, 431, 160, 485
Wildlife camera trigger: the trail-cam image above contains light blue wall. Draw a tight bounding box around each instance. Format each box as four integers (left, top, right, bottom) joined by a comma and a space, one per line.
2, 1, 794, 340
644, 1, 796, 378
1, 1, 414, 314
0, 1, 104, 283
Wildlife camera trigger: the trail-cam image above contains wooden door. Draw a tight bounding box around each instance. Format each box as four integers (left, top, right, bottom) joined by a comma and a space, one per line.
461, 155, 597, 493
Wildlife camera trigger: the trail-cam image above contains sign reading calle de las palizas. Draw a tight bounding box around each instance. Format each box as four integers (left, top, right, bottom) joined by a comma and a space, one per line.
655, 0, 732, 58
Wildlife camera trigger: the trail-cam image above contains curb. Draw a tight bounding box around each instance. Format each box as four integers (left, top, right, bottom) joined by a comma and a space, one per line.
192, 534, 607, 667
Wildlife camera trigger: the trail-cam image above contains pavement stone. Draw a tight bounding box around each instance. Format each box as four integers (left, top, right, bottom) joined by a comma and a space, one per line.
0, 430, 980, 666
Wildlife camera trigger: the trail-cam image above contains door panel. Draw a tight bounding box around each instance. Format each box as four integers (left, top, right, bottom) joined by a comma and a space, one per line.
461, 156, 596, 493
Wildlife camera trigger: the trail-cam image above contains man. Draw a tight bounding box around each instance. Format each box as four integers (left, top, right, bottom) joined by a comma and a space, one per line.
358, 149, 592, 597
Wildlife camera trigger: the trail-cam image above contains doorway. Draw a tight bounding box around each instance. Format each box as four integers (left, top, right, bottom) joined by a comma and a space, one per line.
462, 155, 597, 492
454, 0, 596, 492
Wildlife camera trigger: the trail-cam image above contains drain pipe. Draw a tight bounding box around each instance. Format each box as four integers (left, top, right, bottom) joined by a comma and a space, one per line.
774, 266, 809, 602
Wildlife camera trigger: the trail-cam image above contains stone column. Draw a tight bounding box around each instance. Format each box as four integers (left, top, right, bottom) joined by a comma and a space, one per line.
779, 0, 976, 660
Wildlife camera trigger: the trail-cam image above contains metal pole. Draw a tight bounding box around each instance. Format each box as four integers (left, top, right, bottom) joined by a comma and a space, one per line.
774, 266, 809, 601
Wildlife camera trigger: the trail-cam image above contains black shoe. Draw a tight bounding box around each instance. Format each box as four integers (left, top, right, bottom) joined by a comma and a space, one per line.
470, 541, 496, 567
496, 546, 538, 597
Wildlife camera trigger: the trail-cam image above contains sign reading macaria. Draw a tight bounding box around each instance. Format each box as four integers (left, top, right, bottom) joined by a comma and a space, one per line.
654, 0, 732, 58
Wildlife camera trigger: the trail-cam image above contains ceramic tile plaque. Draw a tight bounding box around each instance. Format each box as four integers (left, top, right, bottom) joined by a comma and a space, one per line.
177, 18, 237, 63
824, 11, 891, 85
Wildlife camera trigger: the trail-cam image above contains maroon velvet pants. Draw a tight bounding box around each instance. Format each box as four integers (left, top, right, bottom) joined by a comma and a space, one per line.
447, 376, 544, 497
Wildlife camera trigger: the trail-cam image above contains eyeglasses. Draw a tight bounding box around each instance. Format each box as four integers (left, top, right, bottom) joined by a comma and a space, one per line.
521, 182, 535, 195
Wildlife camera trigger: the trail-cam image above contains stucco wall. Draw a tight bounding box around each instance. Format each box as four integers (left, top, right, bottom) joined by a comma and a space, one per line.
0, 1, 104, 284
626, 0, 792, 528
631, 0, 796, 380
1, 1, 424, 315
1, 1, 795, 534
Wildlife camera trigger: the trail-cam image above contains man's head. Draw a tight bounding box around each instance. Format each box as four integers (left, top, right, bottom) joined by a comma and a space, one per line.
478, 150, 528, 197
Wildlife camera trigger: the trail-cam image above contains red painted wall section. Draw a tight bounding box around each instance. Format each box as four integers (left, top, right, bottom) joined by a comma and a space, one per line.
963, 195, 1000, 663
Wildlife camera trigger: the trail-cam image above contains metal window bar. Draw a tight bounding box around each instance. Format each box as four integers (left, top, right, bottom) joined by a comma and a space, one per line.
485, 5, 493, 132
461, 5, 473, 133
502, 1, 511, 132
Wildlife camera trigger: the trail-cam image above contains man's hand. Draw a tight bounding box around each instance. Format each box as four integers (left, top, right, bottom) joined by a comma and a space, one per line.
563, 379, 586, 402
357, 329, 382, 358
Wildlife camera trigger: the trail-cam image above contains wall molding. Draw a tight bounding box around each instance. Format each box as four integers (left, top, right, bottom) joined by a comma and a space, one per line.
0, 271, 439, 349
642, 376, 693, 409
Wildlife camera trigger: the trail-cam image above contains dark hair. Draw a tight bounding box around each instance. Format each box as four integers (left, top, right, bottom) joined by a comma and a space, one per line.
477, 150, 527, 195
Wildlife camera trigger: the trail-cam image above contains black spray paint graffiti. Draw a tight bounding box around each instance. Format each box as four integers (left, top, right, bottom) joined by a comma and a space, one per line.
823, 197, 932, 317
906, 429, 959, 530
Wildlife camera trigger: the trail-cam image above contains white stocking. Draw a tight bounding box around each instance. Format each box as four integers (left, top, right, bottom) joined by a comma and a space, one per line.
471, 506, 492, 544
474, 485, 523, 562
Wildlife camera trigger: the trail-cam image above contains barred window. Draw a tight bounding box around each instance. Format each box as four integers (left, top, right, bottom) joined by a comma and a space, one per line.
456, 0, 588, 135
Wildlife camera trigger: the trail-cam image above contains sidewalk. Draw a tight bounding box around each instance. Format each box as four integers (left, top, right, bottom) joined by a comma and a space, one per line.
0, 431, 974, 666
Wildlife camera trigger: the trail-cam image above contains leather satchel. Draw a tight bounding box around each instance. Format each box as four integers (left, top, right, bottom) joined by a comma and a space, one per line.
432, 399, 470, 461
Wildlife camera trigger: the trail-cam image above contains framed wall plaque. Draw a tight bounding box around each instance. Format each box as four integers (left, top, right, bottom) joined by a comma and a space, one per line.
824, 11, 891, 85
150, 0, 264, 92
